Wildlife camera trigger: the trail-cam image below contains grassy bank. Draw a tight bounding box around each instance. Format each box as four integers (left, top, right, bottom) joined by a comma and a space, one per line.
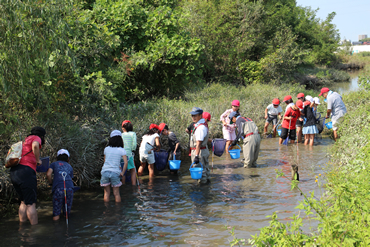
248, 83, 370, 245
0, 82, 327, 217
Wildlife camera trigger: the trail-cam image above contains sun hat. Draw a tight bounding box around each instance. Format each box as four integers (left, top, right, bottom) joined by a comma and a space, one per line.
272, 98, 280, 105
297, 93, 305, 98
149, 124, 160, 130
306, 95, 313, 102
121, 120, 131, 127
231, 100, 240, 107
190, 107, 203, 115
228, 111, 240, 120
283, 95, 292, 102
202, 112, 211, 121
296, 100, 304, 110
110, 130, 122, 138
319, 87, 330, 96
57, 149, 70, 157
313, 97, 321, 104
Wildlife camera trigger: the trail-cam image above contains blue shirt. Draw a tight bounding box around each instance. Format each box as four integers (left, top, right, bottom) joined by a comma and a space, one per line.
50, 161, 74, 193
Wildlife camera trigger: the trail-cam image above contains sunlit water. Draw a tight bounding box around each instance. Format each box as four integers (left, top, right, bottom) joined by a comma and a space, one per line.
0, 76, 359, 246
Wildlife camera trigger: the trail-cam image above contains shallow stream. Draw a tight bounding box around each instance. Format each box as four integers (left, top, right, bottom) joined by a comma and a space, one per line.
0, 74, 359, 246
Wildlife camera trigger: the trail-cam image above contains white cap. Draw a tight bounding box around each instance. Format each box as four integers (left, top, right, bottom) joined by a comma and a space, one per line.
110, 130, 122, 138
313, 97, 321, 104
306, 95, 313, 102
57, 149, 70, 157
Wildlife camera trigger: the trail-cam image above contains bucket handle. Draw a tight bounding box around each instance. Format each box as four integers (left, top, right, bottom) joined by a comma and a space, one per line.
173, 154, 176, 161
228, 144, 241, 150
189, 162, 203, 170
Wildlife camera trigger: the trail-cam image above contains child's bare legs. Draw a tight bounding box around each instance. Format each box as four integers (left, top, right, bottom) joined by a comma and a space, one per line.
263, 122, 269, 135
103, 186, 111, 202
308, 134, 314, 146
297, 126, 302, 143
273, 125, 277, 137
148, 163, 155, 177
130, 168, 136, 185
112, 187, 121, 202
304, 134, 309, 145
138, 162, 147, 176
225, 141, 232, 154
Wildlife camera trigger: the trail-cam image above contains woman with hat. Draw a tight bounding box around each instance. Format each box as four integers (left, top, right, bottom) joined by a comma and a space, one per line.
220, 100, 240, 154
10, 126, 46, 225
264, 98, 282, 137
138, 124, 161, 177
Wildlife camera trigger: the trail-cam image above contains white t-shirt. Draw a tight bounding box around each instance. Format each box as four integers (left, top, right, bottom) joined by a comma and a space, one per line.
139, 133, 160, 153
285, 103, 294, 113
102, 147, 127, 175
193, 119, 208, 141
266, 104, 283, 115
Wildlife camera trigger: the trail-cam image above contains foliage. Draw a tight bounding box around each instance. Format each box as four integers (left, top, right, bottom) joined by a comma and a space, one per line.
249, 89, 370, 246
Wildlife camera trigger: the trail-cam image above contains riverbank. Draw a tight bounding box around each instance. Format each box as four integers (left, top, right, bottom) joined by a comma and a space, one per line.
249, 83, 370, 245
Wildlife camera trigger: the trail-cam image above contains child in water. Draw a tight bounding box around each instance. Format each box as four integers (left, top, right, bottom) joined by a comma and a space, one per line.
302, 101, 319, 146
279, 100, 302, 144
264, 98, 282, 137
159, 123, 181, 174
121, 120, 137, 185
46, 149, 74, 220
138, 124, 161, 177
100, 130, 128, 202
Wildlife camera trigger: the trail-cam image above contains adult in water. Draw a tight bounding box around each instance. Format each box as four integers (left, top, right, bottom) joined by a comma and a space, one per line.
229, 112, 261, 167
10, 126, 46, 225
189, 107, 210, 184
319, 87, 347, 141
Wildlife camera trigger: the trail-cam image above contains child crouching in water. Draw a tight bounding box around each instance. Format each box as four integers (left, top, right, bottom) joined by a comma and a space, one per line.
121, 120, 137, 185
101, 130, 128, 202
46, 149, 74, 221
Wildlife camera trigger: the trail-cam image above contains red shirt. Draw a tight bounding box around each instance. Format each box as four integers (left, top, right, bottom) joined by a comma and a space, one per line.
20, 135, 42, 172
282, 107, 301, 130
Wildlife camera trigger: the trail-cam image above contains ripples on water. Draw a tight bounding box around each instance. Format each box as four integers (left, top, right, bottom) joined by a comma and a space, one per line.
0, 137, 334, 246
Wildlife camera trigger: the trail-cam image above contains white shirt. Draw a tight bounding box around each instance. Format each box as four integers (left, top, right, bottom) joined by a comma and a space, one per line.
102, 147, 127, 175
193, 118, 208, 141
139, 133, 160, 153
285, 103, 294, 113
266, 104, 283, 115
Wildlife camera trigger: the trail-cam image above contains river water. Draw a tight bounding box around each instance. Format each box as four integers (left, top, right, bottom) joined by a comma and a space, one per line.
0, 75, 359, 246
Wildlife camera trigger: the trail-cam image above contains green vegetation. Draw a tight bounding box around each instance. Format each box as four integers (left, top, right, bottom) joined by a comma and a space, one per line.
248, 79, 370, 246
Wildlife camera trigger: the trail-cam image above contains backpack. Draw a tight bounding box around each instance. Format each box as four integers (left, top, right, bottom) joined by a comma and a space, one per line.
5, 141, 23, 168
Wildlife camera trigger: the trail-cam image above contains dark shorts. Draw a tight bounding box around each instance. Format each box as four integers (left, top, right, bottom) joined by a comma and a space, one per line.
296, 120, 303, 127
266, 114, 278, 125
280, 128, 297, 141
10, 164, 37, 205
53, 187, 74, 216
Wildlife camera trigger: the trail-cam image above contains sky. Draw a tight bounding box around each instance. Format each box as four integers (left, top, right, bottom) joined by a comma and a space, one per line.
296, 0, 370, 41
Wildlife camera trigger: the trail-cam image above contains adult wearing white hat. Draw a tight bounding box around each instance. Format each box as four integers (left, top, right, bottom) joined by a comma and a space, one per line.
319, 87, 347, 141
190, 107, 210, 184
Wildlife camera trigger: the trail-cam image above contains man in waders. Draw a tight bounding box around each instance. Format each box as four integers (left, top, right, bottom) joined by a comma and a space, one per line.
189, 107, 210, 184
229, 112, 261, 167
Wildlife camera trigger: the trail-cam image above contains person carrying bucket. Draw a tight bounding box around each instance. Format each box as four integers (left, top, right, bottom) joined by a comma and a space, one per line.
138, 124, 161, 177
190, 107, 210, 184
319, 87, 347, 142
279, 100, 302, 145
121, 120, 137, 185
46, 149, 74, 221
229, 112, 261, 167
264, 98, 282, 137
160, 123, 181, 174
220, 100, 240, 154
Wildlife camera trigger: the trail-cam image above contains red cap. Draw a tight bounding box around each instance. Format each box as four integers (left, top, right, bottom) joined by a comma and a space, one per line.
283, 95, 292, 102
297, 93, 305, 98
158, 123, 167, 132
303, 100, 311, 106
272, 98, 280, 105
231, 100, 240, 107
149, 124, 159, 130
121, 120, 131, 127
202, 112, 211, 121
319, 87, 330, 96
296, 100, 303, 110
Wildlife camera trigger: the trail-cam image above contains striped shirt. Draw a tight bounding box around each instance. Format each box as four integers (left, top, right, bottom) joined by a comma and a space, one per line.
122, 132, 137, 158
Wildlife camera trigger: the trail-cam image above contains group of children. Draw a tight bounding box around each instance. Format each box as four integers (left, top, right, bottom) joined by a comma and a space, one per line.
263, 93, 322, 146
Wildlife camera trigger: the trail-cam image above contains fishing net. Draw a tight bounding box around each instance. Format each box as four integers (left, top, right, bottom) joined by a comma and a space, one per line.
213, 139, 226, 157
154, 150, 169, 171
316, 117, 325, 134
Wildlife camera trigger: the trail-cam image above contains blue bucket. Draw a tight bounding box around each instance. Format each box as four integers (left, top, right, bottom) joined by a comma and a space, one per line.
229, 145, 241, 159
189, 162, 203, 180
325, 121, 333, 129
169, 155, 181, 170
276, 124, 282, 136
